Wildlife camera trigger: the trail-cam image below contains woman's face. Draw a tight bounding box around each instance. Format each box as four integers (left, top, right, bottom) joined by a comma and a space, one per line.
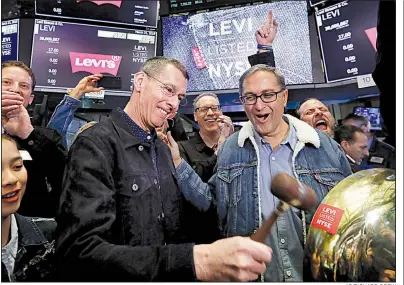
1, 139, 27, 218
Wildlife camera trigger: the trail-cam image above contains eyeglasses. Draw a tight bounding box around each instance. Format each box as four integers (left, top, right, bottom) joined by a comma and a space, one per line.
195, 105, 221, 114
144, 71, 188, 106
240, 88, 285, 105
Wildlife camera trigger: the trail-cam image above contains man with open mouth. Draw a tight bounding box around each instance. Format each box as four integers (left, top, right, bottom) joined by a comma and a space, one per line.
168, 64, 352, 282
295, 98, 336, 138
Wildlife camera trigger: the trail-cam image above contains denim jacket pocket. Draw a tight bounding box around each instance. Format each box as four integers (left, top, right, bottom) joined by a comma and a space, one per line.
312, 170, 344, 201
217, 166, 244, 208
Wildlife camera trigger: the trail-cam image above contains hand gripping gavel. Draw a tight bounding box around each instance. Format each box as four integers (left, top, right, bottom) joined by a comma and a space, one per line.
251, 173, 318, 243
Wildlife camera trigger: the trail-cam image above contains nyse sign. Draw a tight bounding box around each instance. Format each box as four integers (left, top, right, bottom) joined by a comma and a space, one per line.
1, 19, 19, 61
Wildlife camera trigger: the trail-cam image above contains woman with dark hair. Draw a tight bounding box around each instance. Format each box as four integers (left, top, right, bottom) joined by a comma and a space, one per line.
1, 134, 56, 282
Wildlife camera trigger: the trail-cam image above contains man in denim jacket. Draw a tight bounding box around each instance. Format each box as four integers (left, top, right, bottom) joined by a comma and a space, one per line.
168, 65, 352, 282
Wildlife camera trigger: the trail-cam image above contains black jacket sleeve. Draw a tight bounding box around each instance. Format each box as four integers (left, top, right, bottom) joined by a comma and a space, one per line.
15, 127, 67, 217
55, 136, 195, 281
168, 114, 188, 142
248, 50, 276, 67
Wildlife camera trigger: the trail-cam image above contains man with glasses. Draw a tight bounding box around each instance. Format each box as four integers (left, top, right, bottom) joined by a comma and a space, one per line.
177, 93, 234, 244
168, 64, 351, 281
56, 57, 273, 281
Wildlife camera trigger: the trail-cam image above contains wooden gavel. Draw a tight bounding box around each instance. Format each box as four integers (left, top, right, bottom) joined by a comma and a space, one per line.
251, 173, 318, 243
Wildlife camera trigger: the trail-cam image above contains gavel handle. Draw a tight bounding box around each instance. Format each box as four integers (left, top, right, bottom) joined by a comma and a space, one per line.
251, 202, 290, 243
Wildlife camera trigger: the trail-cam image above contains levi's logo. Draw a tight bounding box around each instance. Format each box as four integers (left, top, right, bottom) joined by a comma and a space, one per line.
69, 52, 122, 76
76, 0, 122, 8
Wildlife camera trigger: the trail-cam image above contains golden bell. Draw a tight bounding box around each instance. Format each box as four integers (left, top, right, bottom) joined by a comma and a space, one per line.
304, 168, 395, 282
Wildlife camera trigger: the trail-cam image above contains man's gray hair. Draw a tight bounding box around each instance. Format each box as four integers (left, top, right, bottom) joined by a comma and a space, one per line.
239, 64, 286, 96
141, 56, 189, 80
193, 92, 219, 111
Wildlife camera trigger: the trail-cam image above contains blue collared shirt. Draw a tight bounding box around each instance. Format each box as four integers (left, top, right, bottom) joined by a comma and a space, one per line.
118, 108, 158, 171
253, 120, 304, 281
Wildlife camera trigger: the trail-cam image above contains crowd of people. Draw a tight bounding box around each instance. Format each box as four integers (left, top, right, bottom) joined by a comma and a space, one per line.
1, 7, 396, 283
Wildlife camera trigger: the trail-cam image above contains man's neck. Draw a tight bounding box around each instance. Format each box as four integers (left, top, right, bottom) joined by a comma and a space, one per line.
1, 215, 11, 248
199, 129, 220, 148
124, 100, 151, 133
261, 119, 289, 146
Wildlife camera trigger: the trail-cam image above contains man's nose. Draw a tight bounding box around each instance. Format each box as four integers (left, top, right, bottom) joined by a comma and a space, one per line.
364, 148, 370, 157
314, 108, 323, 116
206, 108, 214, 115
254, 97, 266, 111
8, 82, 21, 93
167, 95, 179, 112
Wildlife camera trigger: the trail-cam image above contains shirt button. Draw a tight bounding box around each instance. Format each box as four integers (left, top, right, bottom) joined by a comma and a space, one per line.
138, 145, 144, 151
147, 135, 151, 140
280, 238, 286, 244
286, 270, 292, 277
132, 184, 139, 191
271, 157, 275, 161
153, 179, 158, 185
28, 140, 34, 146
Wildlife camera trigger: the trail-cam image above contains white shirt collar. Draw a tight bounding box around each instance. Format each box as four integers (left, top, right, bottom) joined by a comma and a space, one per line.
2, 214, 19, 280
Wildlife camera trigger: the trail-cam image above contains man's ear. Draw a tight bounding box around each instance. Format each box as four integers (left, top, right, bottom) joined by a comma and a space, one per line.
194, 112, 197, 122
133, 72, 146, 92
282, 89, 288, 107
28, 94, 35, 105
341, 140, 349, 151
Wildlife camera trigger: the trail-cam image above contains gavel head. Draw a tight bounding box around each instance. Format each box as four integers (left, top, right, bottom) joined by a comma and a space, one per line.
271, 173, 318, 211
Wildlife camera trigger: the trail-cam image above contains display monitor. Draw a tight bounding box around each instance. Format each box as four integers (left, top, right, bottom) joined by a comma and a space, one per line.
315, 0, 379, 82
30, 19, 157, 93
2, 19, 19, 62
35, 0, 159, 28
163, 1, 312, 92
353, 107, 382, 131
169, 0, 256, 14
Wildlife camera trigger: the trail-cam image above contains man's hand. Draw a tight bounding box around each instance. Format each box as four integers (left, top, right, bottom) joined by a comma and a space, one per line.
193, 236, 272, 281
256, 10, 279, 48
167, 131, 182, 167
69, 74, 104, 99
2, 105, 34, 139
1, 90, 24, 114
216, 115, 234, 154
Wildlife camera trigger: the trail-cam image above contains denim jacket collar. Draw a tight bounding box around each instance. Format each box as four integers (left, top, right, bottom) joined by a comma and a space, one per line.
14, 214, 49, 247
237, 114, 321, 149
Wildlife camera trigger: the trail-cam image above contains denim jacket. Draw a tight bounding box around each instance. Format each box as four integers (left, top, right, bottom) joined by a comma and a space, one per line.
176, 115, 352, 280
1, 214, 56, 282
47, 95, 80, 147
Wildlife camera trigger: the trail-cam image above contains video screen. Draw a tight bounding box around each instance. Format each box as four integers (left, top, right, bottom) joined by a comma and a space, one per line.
315, 0, 379, 82
35, 0, 159, 28
2, 19, 19, 62
30, 19, 157, 93
162, 1, 313, 92
353, 107, 382, 131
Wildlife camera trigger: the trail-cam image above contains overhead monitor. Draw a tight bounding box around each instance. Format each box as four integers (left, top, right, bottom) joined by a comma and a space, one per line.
163, 1, 313, 92
315, 0, 378, 82
30, 19, 157, 93
35, 0, 159, 28
353, 107, 382, 131
169, 0, 256, 14
2, 19, 19, 62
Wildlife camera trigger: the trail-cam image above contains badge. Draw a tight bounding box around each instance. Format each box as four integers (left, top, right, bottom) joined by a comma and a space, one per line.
369, 156, 384, 164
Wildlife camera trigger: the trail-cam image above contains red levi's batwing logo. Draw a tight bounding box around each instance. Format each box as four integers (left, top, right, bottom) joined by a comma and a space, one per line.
69, 52, 122, 76
76, 0, 122, 8
311, 203, 345, 235
365, 27, 377, 51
